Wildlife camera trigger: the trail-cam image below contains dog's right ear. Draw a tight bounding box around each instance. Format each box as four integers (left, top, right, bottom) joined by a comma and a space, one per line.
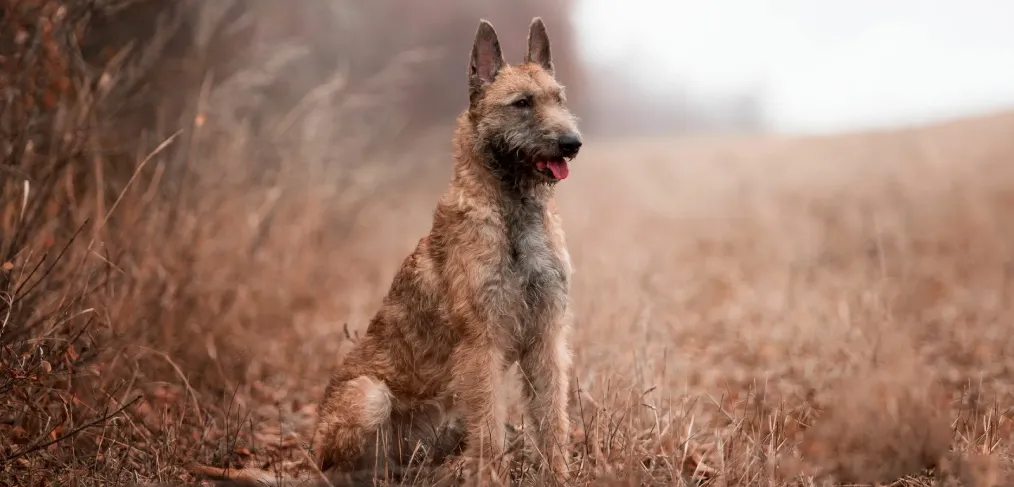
468, 20, 505, 101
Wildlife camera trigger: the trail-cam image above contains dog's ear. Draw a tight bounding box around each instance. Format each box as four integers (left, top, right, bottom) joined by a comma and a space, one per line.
469, 20, 505, 94
525, 17, 553, 76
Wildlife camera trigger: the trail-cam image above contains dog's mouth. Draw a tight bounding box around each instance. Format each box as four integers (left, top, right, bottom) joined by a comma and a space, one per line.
534, 157, 570, 181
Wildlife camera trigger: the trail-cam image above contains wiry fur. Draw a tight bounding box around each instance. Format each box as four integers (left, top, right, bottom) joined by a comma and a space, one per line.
311, 16, 583, 484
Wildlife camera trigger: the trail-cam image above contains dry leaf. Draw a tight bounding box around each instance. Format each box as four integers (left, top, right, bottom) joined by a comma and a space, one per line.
40, 360, 52, 374
2, 261, 12, 270
11, 426, 29, 443
49, 426, 66, 440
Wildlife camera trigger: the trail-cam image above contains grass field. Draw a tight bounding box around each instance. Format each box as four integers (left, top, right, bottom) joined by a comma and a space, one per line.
9, 109, 1013, 486
5, 105, 1014, 486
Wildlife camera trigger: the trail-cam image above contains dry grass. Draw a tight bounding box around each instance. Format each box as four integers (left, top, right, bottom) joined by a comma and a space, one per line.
2, 1, 1014, 486
553, 117, 1014, 486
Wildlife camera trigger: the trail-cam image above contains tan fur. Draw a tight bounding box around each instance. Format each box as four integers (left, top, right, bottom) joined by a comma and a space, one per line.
187, 406, 484, 486
311, 17, 582, 484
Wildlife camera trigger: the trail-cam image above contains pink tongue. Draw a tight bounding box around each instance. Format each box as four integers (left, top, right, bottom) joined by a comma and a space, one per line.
547, 160, 569, 180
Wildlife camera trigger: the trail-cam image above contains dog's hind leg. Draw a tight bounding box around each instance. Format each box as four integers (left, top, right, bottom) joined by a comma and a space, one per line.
313, 374, 394, 473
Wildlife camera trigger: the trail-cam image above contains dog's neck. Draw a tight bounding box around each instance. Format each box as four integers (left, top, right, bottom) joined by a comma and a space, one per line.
452, 113, 555, 204
450, 115, 555, 207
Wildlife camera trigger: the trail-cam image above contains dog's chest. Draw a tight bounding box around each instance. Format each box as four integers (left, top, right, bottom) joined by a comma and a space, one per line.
503, 202, 568, 314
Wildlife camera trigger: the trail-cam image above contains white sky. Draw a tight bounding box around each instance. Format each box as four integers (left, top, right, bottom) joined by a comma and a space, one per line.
573, 0, 1014, 134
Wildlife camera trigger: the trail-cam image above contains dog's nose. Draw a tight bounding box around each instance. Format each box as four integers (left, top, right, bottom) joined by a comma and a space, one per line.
558, 133, 582, 156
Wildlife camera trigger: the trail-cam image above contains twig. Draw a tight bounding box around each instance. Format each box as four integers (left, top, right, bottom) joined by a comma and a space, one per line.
4, 219, 89, 312
92, 129, 182, 241
131, 345, 206, 428
3, 395, 142, 463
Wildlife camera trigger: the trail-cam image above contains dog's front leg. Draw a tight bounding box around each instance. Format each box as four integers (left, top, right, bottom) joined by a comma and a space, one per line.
449, 333, 509, 481
520, 315, 572, 481
441, 215, 517, 482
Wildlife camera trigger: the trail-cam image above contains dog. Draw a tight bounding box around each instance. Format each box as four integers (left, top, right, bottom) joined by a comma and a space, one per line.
311, 15, 582, 484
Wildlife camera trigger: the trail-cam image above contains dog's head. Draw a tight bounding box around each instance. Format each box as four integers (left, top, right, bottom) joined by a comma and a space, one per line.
467, 18, 582, 184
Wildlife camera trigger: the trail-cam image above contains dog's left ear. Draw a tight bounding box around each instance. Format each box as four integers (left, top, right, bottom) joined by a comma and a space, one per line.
525, 17, 554, 75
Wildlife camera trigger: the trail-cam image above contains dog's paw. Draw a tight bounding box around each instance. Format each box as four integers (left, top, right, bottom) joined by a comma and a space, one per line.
550, 458, 571, 483
447, 455, 511, 486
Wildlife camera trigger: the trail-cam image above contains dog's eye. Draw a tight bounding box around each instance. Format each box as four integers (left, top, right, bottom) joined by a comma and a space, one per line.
513, 98, 531, 108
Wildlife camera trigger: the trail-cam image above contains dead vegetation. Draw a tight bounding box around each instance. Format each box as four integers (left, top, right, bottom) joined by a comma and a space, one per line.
1, 1, 1013, 486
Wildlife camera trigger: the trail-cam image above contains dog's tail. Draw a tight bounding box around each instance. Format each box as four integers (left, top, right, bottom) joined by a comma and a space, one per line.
186, 463, 304, 486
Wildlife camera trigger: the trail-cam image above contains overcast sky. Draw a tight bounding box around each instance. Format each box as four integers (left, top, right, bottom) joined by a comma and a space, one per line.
573, 0, 1014, 134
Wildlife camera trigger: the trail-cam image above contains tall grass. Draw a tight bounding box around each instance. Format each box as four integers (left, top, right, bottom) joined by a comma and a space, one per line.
2, 1, 1012, 486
